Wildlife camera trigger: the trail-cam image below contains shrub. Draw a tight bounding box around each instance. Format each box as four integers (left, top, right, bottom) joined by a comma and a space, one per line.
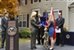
19, 27, 31, 38
63, 27, 68, 32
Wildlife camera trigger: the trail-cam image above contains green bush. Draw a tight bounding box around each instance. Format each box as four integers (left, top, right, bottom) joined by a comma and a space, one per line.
63, 27, 68, 32
19, 27, 31, 38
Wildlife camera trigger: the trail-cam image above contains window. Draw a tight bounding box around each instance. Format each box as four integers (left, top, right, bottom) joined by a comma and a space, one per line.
19, 21, 22, 27
19, 15, 23, 20
20, 0, 25, 6
46, 0, 48, 1
31, 0, 41, 4
20, 0, 27, 6
39, 0, 41, 2
47, 10, 60, 19
23, 15, 26, 20
25, 0, 27, 5
23, 21, 26, 27
18, 0, 21, 5
34, 0, 38, 2
31, 0, 33, 4
27, 14, 29, 27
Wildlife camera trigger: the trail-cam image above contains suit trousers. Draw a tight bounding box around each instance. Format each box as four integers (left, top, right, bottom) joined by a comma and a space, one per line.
37, 29, 40, 44
1, 31, 6, 47
31, 30, 37, 48
56, 29, 64, 45
39, 26, 44, 44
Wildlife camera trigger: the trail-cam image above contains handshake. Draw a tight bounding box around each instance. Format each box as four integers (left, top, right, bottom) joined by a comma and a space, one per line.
44, 27, 48, 31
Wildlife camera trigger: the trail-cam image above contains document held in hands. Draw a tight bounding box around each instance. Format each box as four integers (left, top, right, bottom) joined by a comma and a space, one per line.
55, 28, 61, 33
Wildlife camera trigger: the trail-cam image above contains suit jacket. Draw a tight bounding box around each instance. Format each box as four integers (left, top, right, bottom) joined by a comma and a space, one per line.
1, 17, 8, 31
56, 17, 65, 29
30, 18, 39, 32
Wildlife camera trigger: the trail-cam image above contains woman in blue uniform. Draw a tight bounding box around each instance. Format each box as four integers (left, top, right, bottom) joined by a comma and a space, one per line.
48, 14, 55, 50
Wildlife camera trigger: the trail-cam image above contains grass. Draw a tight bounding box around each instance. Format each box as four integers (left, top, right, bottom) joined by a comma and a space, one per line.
19, 38, 30, 44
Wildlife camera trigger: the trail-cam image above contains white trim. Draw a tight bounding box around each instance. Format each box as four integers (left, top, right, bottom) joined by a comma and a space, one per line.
47, 9, 60, 12
31, 8, 41, 16
47, 9, 62, 19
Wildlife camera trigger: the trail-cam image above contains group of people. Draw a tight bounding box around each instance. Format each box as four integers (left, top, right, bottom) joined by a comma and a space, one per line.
30, 8, 65, 50
0, 9, 15, 48
0, 12, 8, 48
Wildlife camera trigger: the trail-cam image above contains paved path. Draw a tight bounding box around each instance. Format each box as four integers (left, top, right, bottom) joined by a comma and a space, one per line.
19, 44, 74, 50
0, 43, 74, 50
19, 43, 46, 50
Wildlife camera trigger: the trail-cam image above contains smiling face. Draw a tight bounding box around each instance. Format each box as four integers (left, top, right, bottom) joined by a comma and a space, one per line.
4, 13, 9, 17
58, 12, 62, 18
0, 14, 3, 17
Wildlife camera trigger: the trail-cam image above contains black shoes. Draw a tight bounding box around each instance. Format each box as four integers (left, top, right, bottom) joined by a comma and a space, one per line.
59, 44, 64, 47
37, 43, 41, 45
31, 47, 37, 49
33, 47, 37, 49
49, 48, 54, 50
0, 46, 4, 49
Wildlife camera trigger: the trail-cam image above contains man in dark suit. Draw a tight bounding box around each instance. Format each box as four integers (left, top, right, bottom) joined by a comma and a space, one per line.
56, 11, 65, 46
39, 13, 46, 45
1, 13, 8, 48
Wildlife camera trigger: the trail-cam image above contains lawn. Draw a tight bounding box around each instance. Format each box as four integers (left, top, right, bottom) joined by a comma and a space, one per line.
19, 38, 30, 44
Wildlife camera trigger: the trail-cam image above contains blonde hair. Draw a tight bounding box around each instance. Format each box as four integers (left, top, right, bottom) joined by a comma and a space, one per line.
30, 11, 36, 19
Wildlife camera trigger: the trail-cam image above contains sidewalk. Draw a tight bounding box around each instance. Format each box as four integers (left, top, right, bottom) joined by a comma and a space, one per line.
19, 43, 45, 50
0, 43, 74, 50
19, 44, 74, 50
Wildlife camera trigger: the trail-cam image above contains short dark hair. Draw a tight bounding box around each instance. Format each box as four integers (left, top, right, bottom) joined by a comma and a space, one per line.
59, 10, 62, 15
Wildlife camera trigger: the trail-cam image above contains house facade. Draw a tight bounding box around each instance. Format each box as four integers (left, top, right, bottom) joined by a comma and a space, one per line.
18, 0, 74, 32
